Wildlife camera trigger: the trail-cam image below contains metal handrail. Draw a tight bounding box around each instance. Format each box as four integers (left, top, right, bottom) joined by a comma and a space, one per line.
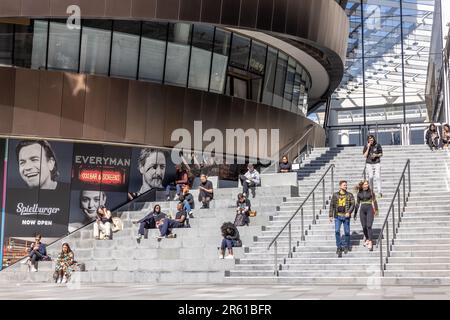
267, 164, 335, 276
377, 159, 411, 276
263, 126, 314, 174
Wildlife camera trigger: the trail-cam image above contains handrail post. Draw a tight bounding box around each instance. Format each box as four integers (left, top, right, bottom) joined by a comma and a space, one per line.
408, 162, 411, 197
322, 179, 326, 210
274, 241, 278, 276
331, 166, 335, 195
403, 175, 406, 208
312, 192, 316, 225
386, 220, 390, 259
301, 208, 305, 241
380, 234, 384, 276
392, 202, 396, 241
288, 223, 292, 258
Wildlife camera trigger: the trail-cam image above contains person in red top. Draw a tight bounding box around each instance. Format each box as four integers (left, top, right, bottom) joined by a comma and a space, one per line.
165, 164, 189, 201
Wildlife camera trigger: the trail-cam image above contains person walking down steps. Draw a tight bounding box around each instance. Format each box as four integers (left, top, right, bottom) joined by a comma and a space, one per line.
329, 181, 356, 258
354, 180, 379, 251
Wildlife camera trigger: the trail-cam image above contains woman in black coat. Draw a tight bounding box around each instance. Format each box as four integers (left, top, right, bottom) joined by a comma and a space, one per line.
219, 222, 241, 259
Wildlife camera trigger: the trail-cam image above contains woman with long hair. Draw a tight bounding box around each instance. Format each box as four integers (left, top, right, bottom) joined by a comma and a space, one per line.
426, 124, 440, 151
355, 180, 379, 251
54, 243, 74, 284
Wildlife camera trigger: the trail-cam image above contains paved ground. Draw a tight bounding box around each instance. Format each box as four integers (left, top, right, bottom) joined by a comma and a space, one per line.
1, 283, 450, 300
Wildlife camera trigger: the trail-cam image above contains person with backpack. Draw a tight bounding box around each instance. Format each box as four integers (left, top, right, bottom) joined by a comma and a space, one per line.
234, 193, 251, 227
329, 181, 356, 258
363, 135, 383, 199
354, 180, 379, 251
219, 222, 242, 259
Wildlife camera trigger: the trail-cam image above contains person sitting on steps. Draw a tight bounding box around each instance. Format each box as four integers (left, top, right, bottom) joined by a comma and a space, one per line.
234, 193, 251, 227
279, 156, 292, 173
179, 185, 195, 218
133, 204, 166, 241
239, 164, 261, 198
156, 203, 187, 240
54, 243, 75, 284
198, 174, 214, 209
22, 234, 47, 272
219, 222, 242, 260
93, 206, 112, 240
165, 164, 189, 201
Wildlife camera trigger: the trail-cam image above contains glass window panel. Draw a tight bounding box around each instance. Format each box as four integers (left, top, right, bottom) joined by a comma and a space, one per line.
165, 23, 192, 86
209, 29, 230, 93
139, 21, 167, 82
31, 20, 48, 70
273, 52, 288, 108
14, 23, 34, 68
249, 41, 266, 75
188, 25, 214, 90
229, 33, 250, 70
47, 20, 80, 72
283, 57, 296, 108
110, 20, 141, 79
292, 64, 302, 112
262, 47, 277, 105
251, 78, 262, 101
189, 47, 212, 91
79, 20, 112, 75
0, 23, 13, 66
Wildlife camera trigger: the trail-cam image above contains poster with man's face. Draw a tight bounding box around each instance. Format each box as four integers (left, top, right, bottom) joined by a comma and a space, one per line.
128, 147, 176, 196
4, 139, 73, 238
68, 143, 131, 232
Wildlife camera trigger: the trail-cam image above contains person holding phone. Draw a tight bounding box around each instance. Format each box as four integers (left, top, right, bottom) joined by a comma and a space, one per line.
363, 135, 383, 199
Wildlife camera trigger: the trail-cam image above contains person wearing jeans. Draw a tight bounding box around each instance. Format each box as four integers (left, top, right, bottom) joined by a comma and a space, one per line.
157, 203, 187, 239
165, 164, 189, 201
329, 181, 355, 258
22, 234, 47, 272
239, 164, 261, 198
363, 135, 383, 198
219, 222, 241, 259
133, 204, 166, 241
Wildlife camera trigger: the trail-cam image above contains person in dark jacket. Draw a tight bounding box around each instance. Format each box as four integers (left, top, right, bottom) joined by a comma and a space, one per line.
179, 185, 195, 218
165, 164, 189, 201
133, 204, 166, 241
219, 222, 241, 259
234, 193, 251, 226
279, 156, 292, 173
22, 234, 47, 272
426, 124, 440, 151
354, 180, 379, 251
329, 181, 355, 258
157, 203, 187, 239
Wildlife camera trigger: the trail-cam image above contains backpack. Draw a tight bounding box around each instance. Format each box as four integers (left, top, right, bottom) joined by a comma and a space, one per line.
234, 213, 247, 227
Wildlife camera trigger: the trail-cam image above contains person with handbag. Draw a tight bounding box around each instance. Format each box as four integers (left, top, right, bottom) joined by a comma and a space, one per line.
93, 206, 112, 240
234, 193, 251, 227
354, 180, 379, 251
54, 243, 75, 284
219, 222, 242, 259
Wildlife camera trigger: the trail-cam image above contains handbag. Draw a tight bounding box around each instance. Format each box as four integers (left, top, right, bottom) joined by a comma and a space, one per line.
111, 217, 124, 233
249, 210, 257, 217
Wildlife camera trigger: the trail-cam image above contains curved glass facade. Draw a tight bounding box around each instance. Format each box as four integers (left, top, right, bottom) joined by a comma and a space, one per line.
0, 19, 311, 115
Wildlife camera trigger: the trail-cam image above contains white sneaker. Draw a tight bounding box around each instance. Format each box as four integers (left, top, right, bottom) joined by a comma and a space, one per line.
61, 276, 68, 284
57, 277, 62, 284
30, 267, 37, 272
136, 234, 142, 241
219, 254, 224, 259
225, 255, 234, 260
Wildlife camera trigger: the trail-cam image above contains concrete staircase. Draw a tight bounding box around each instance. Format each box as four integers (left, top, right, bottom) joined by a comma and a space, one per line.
0, 185, 300, 284
226, 145, 450, 285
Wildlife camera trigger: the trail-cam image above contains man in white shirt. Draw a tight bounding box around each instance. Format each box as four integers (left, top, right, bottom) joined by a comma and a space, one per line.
239, 164, 261, 198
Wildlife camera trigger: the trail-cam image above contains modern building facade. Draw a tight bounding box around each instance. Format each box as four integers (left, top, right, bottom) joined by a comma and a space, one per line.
0, 0, 349, 267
